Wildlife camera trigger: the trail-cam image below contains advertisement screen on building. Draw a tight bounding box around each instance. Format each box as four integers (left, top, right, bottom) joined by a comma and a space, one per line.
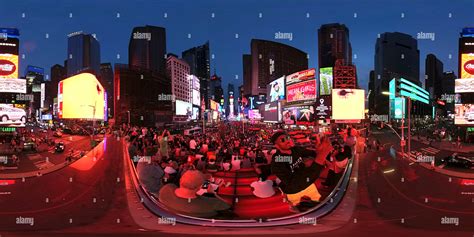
267, 77, 285, 102
455, 78, 474, 93
461, 54, 474, 79
332, 89, 365, 120
192, 89, 200, 106
191, 107, 199, 120
248, 109, 261, 120
175, 100, 192, 118
315, 95, 332, 119
58, 73, 105, 120
390, 97, 406, 119
319, 67, 333, 95
454, 104, 474, 125
283, 105, 315, 125
210, 100, 219, 111
0, 104, 27, 127
0, 54, 19, 79
286, 68, 316, 85
286, 80, 317, 103
0, 78, 26, 93
260, 101, 281, 122
189, 75, 200, 91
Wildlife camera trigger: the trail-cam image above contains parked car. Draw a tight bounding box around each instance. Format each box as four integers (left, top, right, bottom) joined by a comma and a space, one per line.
23, 138, 37, 151
55, 142, 65, 153
0, 106, 27, 123
441, 153, 473, 169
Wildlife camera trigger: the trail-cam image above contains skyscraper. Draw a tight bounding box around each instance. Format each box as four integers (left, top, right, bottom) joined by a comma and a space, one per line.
374, 32, 420, 114
114, 64, 172, 126
425, 54, 444, 100
129, 25, 167, 74
210, 73, 224, 104
244, 39, 308, 96
66, 31, 101, 77
318, 23, 352, 69
368, 70, 375, 114
166, 54, 191, 104
100, 63, 114, 117
242, 54, 252, 97
182, 42, 210, 109
45, 64, 66, 115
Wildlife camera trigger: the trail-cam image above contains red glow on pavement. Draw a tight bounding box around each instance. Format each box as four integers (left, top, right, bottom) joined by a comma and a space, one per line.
460, 179, 474, 186
70, 139, 105, 171
0, 180, 15, 185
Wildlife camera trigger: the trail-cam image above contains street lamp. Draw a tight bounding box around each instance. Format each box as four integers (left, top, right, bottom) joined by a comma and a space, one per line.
382, 91, 411, 158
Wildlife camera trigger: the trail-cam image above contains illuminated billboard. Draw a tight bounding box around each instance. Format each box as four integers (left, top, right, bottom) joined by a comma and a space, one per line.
286, 80, 317, 103
210, 100, 219, 111
283, 105, 315, 125
390, 97, 406, 119
260, 101, 281, 122
461, 54, 474, 79
267, 76, 285, 102
455, 78, 474, 93
0, 104, 27, 127
0, 54, 19, 79
192, 89, 200, 106
455, 104, 474, 125
175, 100, 192, 117
389, 78, 430, 104
315, 96, 332, 119
286, 68, 316, 85
58, 73, 105, 120
332, 89, 365, 120
189, 75, 200, 91
0, 78, 26, 93
319, 67, 333, 95
191, 107, 199, 120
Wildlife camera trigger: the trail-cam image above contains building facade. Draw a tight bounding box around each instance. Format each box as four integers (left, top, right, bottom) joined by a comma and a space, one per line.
182, 42, 210, 109
129, 25, 167, 74
318, 23, 352, 69
66, 31, 100, 77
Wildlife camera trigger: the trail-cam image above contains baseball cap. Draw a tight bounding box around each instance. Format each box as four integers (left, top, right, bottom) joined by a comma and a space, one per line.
270, 130, 288, 144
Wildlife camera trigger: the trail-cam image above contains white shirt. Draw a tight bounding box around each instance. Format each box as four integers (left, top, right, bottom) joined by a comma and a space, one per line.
189, 139, 197, 149
250, 180, 275, 198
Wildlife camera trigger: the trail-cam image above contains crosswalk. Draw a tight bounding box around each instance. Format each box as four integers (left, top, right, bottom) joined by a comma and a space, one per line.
33, 160, 54, 170
420, 147, 440, 155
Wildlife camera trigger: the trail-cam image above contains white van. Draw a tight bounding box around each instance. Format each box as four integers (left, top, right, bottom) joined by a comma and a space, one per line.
184, 127, 202, 136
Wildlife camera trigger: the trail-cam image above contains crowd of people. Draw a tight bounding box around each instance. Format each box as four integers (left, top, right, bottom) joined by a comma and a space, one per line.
125, 122, 360, 218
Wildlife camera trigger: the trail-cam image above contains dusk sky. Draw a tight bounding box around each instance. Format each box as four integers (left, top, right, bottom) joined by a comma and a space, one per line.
1, 0, 473, 94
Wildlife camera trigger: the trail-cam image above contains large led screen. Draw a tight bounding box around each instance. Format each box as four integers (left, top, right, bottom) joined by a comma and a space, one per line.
283, 105, 315, 125
0, 54, 19, 79
461, 54, 474, 79
175, 100, 192, 117
0, 78, 26, 93
319, 67, 333, 96
192, 89, 200, 106
455, 78, 474, 93
455, 104, 474, 125
58, 73, 105, 120
332, 89, 365, 120
0, 104, 27, 127
286, 80, 317, 103
267, 77, 285, 102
